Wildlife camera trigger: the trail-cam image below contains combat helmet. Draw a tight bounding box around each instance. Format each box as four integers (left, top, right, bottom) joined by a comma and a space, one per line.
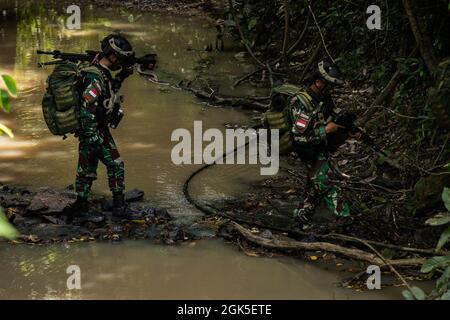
100, 34, 135, 68
315, 60, 345, 85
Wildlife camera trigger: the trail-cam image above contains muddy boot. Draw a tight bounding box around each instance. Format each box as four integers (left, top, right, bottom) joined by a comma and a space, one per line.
112, 192, 145, 220
112, 192, 127, 217
66, 196, 89, 223
67, 196, 89, 214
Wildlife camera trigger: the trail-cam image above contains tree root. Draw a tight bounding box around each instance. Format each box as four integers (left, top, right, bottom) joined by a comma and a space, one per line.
228, 221, 425, 268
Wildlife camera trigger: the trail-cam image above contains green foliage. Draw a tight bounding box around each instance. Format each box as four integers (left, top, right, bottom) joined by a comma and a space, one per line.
402, 286, 426, 300
0, 74, 18, 98
437, 226, 450, 252
0, 208, 19, 240
0, 74, 17, 137
443, 187, 450, 211
425, 212, 450, 226
411, 187, 450, 299
421, 256, 450, 273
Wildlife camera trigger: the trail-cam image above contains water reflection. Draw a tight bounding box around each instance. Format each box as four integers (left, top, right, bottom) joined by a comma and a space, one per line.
0, 240, 404, 300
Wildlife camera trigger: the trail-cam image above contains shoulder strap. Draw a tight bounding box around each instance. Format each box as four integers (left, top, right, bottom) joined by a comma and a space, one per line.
295, 91, 314, 112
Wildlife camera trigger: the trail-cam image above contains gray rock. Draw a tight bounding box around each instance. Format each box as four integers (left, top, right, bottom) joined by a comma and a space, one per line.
27, 190, 73, 215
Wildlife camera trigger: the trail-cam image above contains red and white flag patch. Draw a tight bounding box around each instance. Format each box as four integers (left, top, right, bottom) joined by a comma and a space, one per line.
295, 113, 310, 133
85, 88, 98, 103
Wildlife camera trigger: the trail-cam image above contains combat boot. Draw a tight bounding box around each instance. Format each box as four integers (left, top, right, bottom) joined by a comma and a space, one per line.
112, 191, 127, 217
67, 196, 89, 214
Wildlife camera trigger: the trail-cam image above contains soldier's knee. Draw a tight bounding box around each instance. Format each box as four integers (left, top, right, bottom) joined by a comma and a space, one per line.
107, 157, 124, 175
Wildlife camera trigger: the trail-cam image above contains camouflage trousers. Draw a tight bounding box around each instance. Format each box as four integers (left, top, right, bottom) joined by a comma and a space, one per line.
75, 129, 125, 198
305, 157, 350, 218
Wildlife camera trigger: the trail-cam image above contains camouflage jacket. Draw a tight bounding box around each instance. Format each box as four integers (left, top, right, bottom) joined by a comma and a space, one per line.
78, 64, 113, 144
290, 89, 335, 145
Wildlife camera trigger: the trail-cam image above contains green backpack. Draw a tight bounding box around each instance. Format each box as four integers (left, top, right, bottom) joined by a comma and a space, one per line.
262, 83, 314, 154
42, 61, 103, 136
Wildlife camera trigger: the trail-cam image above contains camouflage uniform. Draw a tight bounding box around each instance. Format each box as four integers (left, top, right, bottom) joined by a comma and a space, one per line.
75, 66, 125, 198
290, 88, 350, 218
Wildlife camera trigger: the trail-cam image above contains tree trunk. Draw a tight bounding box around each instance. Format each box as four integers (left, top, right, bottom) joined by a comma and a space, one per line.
402, 0, 438, 73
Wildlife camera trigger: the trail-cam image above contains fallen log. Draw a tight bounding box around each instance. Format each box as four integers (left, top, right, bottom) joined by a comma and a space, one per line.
178, 81, 269, 111
228, 221, 425, 267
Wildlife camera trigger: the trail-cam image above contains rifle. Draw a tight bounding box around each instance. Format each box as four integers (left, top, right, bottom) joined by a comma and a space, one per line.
36, 49, 157, 71
332, 110, 388, 157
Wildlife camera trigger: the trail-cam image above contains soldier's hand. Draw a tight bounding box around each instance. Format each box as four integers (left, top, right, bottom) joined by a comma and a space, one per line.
325, 122, 345, 134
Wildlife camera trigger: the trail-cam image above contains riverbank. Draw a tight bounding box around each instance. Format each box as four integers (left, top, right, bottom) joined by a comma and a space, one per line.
94, 0, 224, 21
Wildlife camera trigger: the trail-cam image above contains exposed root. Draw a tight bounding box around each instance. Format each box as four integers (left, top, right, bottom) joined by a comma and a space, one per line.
228, 221, 425, 268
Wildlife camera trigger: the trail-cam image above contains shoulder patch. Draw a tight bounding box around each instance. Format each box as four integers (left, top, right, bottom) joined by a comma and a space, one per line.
294, 113, 310, 133
83, 80, 102, 104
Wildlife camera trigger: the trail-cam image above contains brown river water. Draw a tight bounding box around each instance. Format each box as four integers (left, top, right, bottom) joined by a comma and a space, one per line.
0, 1, 405, 299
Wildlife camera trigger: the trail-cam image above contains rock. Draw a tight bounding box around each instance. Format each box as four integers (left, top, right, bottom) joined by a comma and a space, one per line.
72, 211, 105, 224
26, 198, 48, 212
1, 185, 179, 244
0, 193, 32, 207
27, 224, 91, 241
185, 223, 216, 239
125, 189, 145, 202
154, 208, 171, 220
42, 215, 67, 225
146, 224, 163, 239
26, 190, 73, 215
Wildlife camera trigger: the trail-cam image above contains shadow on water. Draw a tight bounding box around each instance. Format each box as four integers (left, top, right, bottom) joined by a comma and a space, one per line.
0, 1, 406, 299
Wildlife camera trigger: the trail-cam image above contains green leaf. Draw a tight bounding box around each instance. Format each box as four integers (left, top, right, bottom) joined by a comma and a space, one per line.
0, 74, 18, 98
402, 289, 414, 300
248, 17, 258, 30
441, 289, 450, 300
402, 287, 425, 300
443, 187, 450, 212
0, 123, 14, 138
0, 89, 10, 113
436, 266, 450, 294
436, 226, 450, 252
425, 212, 450, 226
421, 256, 450, 273
0, 208, 19, 240
410, 286, 426, 300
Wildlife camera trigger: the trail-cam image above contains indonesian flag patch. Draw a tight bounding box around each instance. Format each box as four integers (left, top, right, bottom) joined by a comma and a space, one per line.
85, 88, 98, 103
295, 113, 310, 133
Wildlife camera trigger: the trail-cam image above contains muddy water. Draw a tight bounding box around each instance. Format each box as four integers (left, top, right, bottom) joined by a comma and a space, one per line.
0, 2, 403, 299
0, 240, 405, 300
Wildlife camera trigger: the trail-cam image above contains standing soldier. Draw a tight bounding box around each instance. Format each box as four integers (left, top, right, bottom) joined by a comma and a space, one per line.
67, 34, 135, 218
264, 60, 360, 227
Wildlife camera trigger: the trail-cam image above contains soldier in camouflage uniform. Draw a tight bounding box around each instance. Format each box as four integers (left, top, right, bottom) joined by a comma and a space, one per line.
263, 61, 357, 222
288, 61, 359, 223
68, 34, 135, 218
